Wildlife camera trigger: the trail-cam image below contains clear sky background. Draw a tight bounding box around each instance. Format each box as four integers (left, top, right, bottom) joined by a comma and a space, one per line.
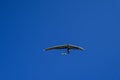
0, 0, 120, 80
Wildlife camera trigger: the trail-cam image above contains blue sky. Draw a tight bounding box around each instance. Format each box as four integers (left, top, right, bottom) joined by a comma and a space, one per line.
0, 0, 120, 80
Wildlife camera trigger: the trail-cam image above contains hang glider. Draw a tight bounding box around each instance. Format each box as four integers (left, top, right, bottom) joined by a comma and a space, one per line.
45, 44, 84, 54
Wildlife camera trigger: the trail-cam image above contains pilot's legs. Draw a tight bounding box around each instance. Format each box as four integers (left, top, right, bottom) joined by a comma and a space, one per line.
61, 52, 67, 55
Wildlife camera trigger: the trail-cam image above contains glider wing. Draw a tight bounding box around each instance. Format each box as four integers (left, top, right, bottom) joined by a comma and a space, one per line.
70, 45, 84, 51
45, 45, 67, 51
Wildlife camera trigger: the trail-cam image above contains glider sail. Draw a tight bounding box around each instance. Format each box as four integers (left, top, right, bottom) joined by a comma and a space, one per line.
45, 44, 84, 54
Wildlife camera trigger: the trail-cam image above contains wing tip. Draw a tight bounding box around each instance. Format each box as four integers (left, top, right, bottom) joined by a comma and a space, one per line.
44, 48, 49, 51
79, 47, 85, 51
